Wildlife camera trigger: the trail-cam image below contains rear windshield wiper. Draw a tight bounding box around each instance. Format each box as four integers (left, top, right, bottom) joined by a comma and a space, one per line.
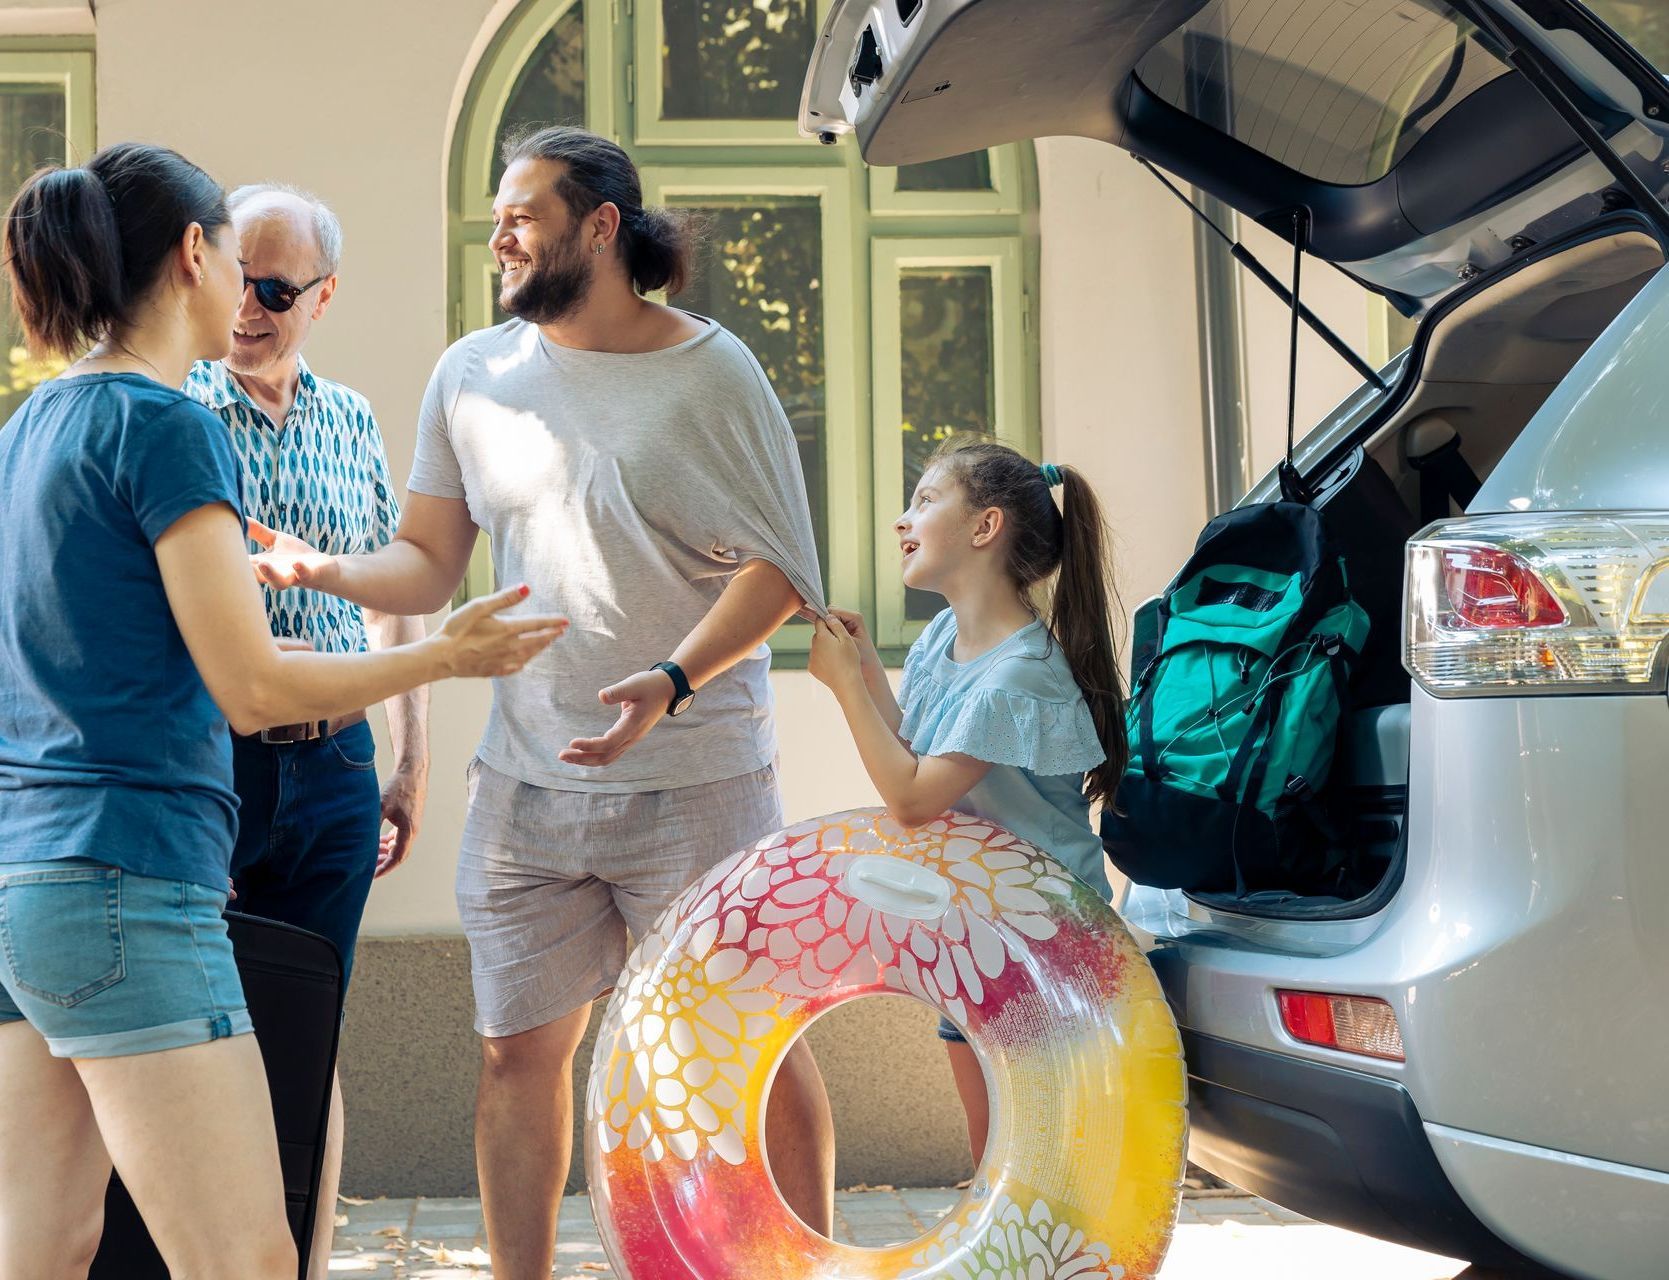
1137, 157, 1388, 393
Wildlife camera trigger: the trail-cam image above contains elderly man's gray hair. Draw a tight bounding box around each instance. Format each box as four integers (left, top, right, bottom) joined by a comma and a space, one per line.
227, 182, 344, 277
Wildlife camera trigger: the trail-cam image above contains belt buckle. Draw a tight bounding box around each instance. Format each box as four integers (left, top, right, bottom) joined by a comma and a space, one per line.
258, 720, 328, 745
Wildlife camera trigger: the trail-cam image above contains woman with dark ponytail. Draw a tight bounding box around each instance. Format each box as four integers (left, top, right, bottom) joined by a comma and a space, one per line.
0, 144, 563, 1277
809, 436, 1127, 1163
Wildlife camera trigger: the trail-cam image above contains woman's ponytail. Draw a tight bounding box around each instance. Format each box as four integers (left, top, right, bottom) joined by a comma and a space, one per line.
1049, 466, 1128, 809
5, 166, 125, 358
3, 142, 228, 359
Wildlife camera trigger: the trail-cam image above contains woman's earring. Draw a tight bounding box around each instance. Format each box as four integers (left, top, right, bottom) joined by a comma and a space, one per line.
593, 241, 604, 255
195, 269, 204, 285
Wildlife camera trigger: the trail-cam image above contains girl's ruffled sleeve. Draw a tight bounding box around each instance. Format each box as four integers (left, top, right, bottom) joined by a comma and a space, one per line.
899, 658, 1105, 775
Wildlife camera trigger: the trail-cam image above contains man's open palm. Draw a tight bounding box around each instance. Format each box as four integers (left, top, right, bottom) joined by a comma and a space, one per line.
558, 668, 674, 767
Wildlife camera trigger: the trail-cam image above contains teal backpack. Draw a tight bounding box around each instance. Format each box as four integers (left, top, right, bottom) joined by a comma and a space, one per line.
1101, 501, 1369, 895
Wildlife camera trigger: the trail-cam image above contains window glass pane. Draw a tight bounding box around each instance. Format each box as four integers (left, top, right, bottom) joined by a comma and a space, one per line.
899, 267, 994, 622
491, 6, 585, 192
1587, 2, 1669, 73
670, 199, 828, 585
1135, 0, 1509, 186
895, 151, 993, 193
1, 82, 72, 425
661, 0, 814, 120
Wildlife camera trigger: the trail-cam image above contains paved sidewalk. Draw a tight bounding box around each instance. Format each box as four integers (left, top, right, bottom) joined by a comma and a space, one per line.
328, 1187, 1469, 1278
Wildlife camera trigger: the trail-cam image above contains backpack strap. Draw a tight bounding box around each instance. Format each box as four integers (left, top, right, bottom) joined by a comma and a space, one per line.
1216, 660, 1293, 804
1137, 659, 1163, 782
1134, 599, 1172, 783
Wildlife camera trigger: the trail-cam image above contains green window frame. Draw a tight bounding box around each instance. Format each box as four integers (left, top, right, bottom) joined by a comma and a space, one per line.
448, 0, 1040, 665
871, 236, 1028, 650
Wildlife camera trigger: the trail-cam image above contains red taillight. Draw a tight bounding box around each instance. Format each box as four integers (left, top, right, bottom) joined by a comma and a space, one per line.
1440, 546, 1566, 629
1277, 990, 1405, 1062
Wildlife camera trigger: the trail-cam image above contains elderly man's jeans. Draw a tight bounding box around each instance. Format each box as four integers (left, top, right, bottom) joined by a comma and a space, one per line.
230, 720, 382, 986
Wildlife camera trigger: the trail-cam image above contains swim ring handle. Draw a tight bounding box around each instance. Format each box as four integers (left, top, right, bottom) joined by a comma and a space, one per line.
841, 854, 953, 920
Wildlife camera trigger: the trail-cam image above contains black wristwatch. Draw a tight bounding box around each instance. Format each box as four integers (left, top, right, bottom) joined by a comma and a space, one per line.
651, 660, 695, 717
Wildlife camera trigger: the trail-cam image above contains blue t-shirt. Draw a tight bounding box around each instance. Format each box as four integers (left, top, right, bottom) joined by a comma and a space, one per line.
899, 609, 1109, 892
0, 373, 244, 891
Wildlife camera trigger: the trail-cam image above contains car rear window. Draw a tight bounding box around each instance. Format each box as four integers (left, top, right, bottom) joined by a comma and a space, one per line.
1586, 2, 1669, 76
1134, 0, 1511, 187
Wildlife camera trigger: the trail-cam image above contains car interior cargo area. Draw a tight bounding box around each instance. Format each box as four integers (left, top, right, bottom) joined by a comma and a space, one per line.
1183, 224, 1666, 920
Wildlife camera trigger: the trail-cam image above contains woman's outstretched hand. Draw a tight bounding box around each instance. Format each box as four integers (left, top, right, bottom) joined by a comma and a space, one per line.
436, 583, 568, 678
247, 518, 338, 592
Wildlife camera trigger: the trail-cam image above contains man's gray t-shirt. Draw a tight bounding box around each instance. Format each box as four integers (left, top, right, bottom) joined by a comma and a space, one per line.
408, 315, 824, 793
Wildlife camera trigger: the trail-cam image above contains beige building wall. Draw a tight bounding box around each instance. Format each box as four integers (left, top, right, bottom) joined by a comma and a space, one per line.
37, 0, 1207, 1193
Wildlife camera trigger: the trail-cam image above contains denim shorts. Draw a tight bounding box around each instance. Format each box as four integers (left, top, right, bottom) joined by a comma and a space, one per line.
0, 859, 253, 1058
937, 1015, 969, 1044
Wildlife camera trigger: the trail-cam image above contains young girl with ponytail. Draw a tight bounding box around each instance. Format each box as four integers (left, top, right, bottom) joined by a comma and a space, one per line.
809, 437, 1127, 1163
0, 144, 562, 1278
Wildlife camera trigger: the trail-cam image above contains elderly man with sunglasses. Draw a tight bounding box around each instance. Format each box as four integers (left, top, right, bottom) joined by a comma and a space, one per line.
182, 182, 428, 1280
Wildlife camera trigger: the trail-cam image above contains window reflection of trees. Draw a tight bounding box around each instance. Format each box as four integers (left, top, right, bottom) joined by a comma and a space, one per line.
1588, 2, 1669, 73
896, 152, 993, 193
491, 7, 586, 192
1, 86, 72, 425
672, 201, 829, 579
900, 268, 995, 620
662, 0, 814, 120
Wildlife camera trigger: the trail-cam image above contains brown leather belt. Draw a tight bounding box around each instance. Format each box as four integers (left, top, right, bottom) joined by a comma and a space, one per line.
245, 708, 367, 745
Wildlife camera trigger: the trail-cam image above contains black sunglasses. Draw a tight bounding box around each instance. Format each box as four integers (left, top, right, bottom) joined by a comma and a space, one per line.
243, 272, 326, 314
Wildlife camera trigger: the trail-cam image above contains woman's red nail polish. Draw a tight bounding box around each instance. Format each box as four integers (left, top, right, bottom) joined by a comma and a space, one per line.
518, 584, 531, 598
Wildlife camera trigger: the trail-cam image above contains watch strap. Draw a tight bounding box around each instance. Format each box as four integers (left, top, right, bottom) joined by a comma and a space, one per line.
650, 660, 693, 715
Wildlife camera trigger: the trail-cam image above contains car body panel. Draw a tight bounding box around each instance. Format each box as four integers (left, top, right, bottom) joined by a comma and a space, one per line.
1476, 262, 1669, 513
1426, 1123, 1669, 1280
1138, 690, 1669, 1176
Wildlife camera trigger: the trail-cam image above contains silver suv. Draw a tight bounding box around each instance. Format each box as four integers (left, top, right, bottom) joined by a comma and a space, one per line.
803, 3, 1669, 1277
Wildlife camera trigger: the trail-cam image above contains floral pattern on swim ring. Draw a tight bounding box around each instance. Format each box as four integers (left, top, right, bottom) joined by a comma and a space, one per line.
585, 808, 1189, 1280
912, 1194, 1125, 1279
589, 812, 1074, 1164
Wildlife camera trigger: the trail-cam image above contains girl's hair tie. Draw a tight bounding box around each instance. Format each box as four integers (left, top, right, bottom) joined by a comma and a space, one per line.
1039, 462, 1064, 489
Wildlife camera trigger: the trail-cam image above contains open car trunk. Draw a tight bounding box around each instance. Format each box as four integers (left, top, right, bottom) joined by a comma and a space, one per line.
802, 0, 1669, 918
1149, 216, 1665, 918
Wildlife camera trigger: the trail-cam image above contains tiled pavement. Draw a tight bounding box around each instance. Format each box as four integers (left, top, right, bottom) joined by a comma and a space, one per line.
328, 1187, 1470, 1278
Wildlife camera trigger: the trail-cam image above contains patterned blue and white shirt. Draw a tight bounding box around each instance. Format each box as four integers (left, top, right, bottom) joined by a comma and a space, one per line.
184, 357, 401, 654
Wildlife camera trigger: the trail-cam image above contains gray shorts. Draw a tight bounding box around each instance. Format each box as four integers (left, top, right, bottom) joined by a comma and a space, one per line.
456, 758, 783, 1038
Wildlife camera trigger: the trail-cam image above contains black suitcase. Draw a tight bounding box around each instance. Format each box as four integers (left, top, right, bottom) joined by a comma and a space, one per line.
89, 913, 343, 1280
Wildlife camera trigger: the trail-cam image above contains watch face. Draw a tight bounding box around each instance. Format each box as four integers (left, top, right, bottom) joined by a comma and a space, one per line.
671, 692, 696, 717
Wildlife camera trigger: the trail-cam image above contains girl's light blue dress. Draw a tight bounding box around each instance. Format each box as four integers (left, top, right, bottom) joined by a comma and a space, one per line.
899, 608, 1108, 893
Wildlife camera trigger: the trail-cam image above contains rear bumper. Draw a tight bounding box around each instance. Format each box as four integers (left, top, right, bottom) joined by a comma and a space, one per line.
1181, 1030, 1554, 1272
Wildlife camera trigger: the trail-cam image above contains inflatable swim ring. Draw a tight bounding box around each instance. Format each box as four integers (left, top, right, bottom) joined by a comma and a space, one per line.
585, 808, 1187, 1279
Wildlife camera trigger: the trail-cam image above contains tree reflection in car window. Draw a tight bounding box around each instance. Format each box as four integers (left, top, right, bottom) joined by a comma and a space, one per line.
1586, 1, 1669, 75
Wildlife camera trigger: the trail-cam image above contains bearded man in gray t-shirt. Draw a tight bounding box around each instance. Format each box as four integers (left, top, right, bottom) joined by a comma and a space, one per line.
250, 126, 835, 1280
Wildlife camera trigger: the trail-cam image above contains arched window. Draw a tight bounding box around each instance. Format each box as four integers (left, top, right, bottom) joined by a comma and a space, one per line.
450, 0, 1040, 659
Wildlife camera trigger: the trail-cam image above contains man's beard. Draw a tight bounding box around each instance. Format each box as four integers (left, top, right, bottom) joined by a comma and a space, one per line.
501, 228, 593, 324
